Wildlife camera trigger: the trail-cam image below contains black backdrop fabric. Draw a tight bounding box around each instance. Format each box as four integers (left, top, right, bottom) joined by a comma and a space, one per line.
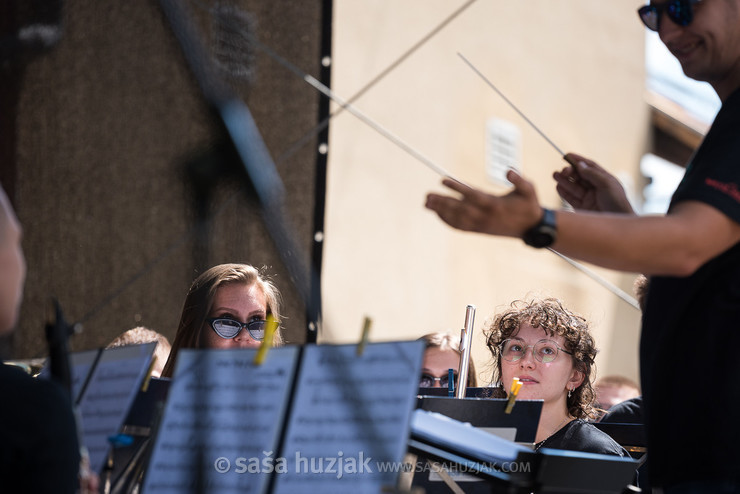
1, 0, 330, 358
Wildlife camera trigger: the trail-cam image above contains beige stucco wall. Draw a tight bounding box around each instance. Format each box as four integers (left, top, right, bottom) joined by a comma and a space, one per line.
322, 0, 649, 387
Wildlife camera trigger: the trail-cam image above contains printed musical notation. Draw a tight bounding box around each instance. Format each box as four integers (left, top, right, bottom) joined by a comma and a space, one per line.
142, 346, 299, 494
142, 341, 425, 494
272, 341, 424, 494
38, 343, 158, 474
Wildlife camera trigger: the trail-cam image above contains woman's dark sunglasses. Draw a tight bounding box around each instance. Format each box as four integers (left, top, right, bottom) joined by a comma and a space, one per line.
637, 0, 701, 32
208, 318, 266, 340
419, 373, 457, 388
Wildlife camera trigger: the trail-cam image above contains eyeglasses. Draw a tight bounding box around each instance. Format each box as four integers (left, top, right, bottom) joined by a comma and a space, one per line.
208, 318, 266, 340
500, 338, 572, 364
419, 373, 457, 388
637, 0, 702, 32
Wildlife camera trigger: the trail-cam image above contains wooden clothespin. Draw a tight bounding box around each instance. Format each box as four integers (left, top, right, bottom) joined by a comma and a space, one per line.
141, 356, 157, 392
356, 316, 372, 356
504, 377, 522, 414
253, 314, 278, 365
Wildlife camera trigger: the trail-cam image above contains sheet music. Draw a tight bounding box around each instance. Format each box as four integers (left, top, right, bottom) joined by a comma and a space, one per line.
141, 346, 299, 494
271, 341, 424, 494
410, 409, 529, 464
37, 347, 98, 402
68, 349, 100, 404
77, 343, 156, 474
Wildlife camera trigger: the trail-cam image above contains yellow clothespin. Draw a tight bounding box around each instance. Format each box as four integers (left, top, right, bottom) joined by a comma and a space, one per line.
141, 357, 157, 392
504, 377, 522, 414
253, 314, 278, 365
356, 316, 372, 356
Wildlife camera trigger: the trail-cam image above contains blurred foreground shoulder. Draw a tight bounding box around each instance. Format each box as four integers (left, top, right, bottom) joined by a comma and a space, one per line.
0, 363, 80, 493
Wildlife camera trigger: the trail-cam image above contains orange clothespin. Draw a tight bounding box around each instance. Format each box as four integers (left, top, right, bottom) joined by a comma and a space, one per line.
504, 377, 522, 414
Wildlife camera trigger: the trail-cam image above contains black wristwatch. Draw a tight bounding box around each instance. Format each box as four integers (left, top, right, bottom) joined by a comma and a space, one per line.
522, 208, 557, 248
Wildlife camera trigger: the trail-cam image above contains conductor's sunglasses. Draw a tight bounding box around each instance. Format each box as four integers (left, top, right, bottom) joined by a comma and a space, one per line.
208, 318, 266, 340
637, 0, 702, 32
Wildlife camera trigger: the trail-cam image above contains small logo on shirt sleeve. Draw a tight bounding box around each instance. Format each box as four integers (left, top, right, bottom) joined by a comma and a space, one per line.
705, 178, 740, 203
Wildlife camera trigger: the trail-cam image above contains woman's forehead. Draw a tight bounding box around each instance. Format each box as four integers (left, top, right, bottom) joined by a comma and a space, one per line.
511, 322, 563, 342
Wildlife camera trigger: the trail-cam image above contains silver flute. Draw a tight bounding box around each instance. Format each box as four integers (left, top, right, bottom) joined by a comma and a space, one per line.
455, 305, 476, 398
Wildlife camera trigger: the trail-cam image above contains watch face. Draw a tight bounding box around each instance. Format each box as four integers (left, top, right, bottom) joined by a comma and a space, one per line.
523, 209, 557, 248
524, 227, 556, 248
531, 231, 554, 247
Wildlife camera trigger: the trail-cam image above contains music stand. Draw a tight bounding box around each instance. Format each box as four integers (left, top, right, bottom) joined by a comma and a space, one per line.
104, 377, 172, 493
534, 447, 640, 494
410, 397, 542, 493
593, 422, 646, 456
418, 386, 498, 399
416, 396, 542, 443
408, 409, 639, 494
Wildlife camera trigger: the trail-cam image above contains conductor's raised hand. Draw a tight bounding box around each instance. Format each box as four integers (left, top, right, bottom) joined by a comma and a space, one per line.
555, 153, 634, 214
425, 170, 543, 238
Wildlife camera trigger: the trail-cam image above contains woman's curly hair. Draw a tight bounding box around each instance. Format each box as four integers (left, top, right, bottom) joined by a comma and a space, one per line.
483, 298, 599, 420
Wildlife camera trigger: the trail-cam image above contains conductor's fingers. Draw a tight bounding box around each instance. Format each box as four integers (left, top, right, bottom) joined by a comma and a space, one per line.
441, 177, 474, 195
425, 193, 480, 232
440, 178, 494, 209
555, 183, 583, 205
506, 169, 536, 199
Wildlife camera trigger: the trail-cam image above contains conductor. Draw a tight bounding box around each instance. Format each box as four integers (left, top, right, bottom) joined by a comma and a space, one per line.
426, 1, 740, 491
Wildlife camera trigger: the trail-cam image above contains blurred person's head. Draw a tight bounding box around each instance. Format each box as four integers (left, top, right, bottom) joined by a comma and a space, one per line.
418, 331, 478, 388
0, 185, 26, 335
107, 326, 173, 378
594, 375, 640, 411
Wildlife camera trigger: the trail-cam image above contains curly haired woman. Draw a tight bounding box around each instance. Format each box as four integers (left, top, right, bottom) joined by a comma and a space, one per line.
484, 297, 626, 456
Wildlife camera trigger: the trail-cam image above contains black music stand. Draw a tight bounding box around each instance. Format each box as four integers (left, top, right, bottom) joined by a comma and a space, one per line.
407, 409, 640, 494
418, 386, 498, 399
410, 397, 542, 493
104, 377, 172, 493
594, 422, 649, 492
593, 422, 646, 457
534, 446, 640, 494
416, 396, 543, 443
